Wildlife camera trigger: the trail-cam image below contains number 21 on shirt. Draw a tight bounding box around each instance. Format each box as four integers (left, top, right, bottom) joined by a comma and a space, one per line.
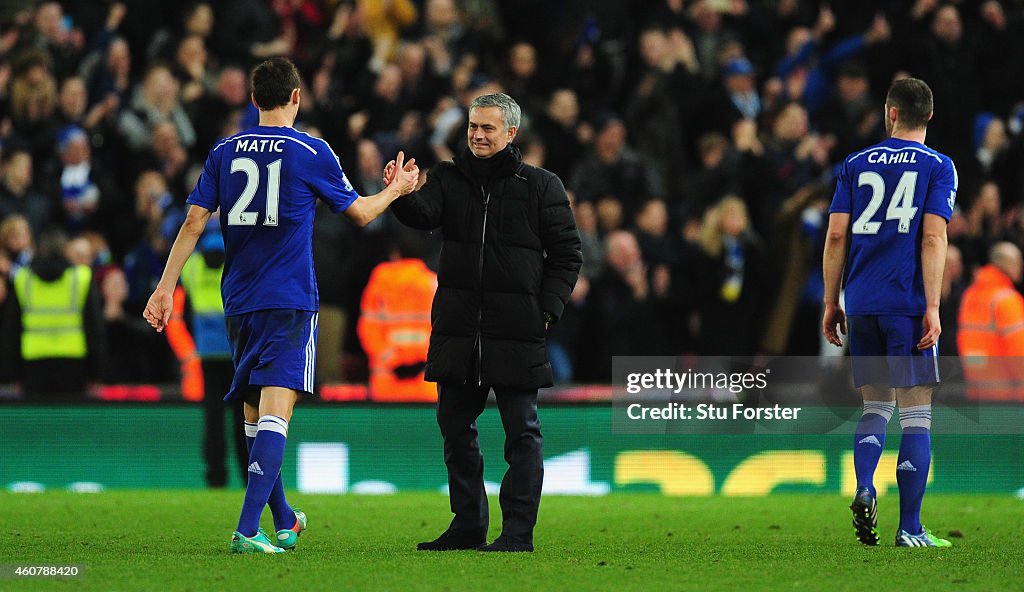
229, 157, 281, 227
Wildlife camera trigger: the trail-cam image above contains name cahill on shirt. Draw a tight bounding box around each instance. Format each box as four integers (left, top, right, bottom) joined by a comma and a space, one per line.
866, 150, 917, 164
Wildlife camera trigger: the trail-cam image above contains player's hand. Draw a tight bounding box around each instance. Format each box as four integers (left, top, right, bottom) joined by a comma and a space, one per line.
384, 151, 417, 186
822, 302, 847, 347
391, 151, 419, 195
143, 287, 173, 333
395, 163, 420, 194
917, 308, 941, 351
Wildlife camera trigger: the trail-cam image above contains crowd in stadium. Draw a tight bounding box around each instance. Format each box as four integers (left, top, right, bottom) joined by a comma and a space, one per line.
1, 0, 1023, 388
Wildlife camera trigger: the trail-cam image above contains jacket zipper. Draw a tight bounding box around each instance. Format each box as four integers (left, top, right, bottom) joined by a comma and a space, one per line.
476, 184, 490, 387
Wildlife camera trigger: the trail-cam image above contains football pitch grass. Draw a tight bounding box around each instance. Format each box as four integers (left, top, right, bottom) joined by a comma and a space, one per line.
2, 492, 1021, 591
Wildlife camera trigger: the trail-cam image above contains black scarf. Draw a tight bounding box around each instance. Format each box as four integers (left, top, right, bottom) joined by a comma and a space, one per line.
461, 144, 520, 187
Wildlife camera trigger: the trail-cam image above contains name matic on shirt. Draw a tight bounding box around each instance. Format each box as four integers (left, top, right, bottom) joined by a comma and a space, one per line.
236, 138, 285, 153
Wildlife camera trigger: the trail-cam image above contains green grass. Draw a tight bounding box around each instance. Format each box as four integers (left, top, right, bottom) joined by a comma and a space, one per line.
1, 492, 1021, 591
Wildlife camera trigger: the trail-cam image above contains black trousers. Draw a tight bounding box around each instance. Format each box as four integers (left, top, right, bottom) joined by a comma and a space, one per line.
437, 382, 543, 543
22, 359, 88, 397
202, 358, 248, 487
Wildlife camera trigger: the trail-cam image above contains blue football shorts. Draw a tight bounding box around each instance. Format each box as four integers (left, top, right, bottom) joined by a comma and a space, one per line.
223, 309, 318, 402
847, 315, 940, 388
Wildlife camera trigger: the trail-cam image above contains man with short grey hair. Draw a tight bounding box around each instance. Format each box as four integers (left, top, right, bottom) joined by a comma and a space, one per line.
467, 92, 522, 133
385, 92, 582, 552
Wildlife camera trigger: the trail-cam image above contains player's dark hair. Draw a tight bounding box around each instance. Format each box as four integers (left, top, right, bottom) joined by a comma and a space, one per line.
250, 57, 300, 110
885, 78, 933, 130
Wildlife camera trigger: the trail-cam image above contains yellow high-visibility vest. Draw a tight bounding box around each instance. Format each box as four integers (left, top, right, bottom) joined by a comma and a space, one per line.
13, 265, 91, 360
181, 255, 224, 314
180, 254, 230, 356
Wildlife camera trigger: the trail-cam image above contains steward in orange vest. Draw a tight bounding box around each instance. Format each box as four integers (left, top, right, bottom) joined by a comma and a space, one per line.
358, 239, 437, 402
957, 242, 1024, 401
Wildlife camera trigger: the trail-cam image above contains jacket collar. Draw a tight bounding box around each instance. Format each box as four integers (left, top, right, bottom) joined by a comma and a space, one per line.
452, 144, 523, 182
976, 264, 1015, 289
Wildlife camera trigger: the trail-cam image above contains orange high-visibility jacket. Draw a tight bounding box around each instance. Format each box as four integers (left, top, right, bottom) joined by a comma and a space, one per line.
165, 285, 203, 401
357, 258, 437, 402
957, 265, 1024, 401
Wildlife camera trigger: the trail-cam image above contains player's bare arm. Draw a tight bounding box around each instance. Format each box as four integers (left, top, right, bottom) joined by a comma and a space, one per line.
822, 212, 850, 347
143, 204, 213, 332
917, 212, 948, 351
344, 151, 419, 227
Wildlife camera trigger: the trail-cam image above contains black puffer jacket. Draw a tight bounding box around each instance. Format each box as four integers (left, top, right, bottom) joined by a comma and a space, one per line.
390, 146, 582, 389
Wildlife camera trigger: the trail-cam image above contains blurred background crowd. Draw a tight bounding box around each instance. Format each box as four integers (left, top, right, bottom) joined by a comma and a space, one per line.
1, 0, 1023, 389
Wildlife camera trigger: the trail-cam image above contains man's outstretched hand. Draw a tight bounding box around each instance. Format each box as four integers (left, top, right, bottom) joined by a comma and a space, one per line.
384, 151, 419, 193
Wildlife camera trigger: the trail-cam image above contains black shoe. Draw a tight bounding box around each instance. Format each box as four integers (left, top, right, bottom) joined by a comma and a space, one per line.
416, 530, 486, 551
479, 536, 533, 552
850, 486, 879, 546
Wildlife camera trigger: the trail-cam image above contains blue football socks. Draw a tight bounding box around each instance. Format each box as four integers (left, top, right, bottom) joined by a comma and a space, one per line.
896, 404, 932, 535
268, 470, 296, 532
853, 401, 895, 497
243, 419, 296, 532
243, 421, 258, 451
237, 415, 290, 537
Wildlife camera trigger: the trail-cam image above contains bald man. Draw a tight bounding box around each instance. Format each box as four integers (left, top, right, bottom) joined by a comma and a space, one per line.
990, 242, 1024, 284
958, 241, 1024, 401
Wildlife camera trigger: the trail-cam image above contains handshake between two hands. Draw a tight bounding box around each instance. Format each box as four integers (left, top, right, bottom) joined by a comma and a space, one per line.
383, 151, 420, 196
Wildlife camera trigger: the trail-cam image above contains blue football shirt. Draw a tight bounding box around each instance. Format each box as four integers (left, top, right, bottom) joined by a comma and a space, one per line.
187, 126, 359, 315
829, 137, 957, 316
